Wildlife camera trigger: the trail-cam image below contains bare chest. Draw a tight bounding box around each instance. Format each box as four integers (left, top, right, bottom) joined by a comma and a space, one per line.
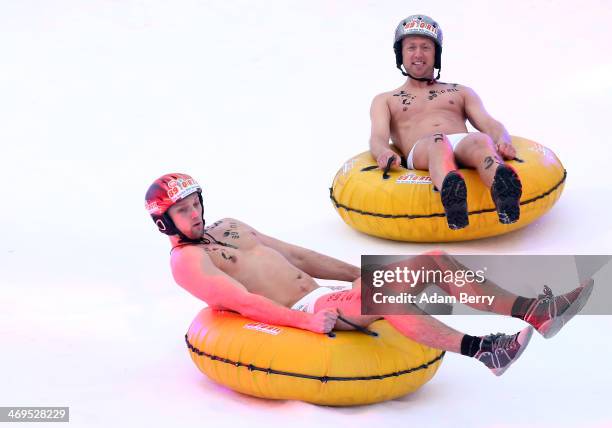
200, 219, 259, 273
205, 219, 257, 245
389, 84, 464, 119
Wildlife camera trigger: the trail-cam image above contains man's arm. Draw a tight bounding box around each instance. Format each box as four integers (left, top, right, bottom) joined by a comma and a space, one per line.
369, 93, 401, 169
255, 231, 360, 282
462, 86, 516, 159
171, 246, 322, 330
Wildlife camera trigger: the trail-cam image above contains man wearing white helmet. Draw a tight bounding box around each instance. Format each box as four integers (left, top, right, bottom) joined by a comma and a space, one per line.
145, 173, 594, 377
369, 15, 522, 230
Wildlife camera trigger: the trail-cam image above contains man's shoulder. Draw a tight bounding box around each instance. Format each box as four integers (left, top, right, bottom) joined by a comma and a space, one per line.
169, 244, 222, 286
370, 89, 402, 110
434, 82, 481, 102
204, 217, 251, 231
434, 81, 465, 89
374, 87, 406, 100
436, 82, 475, 94
170, 243, 209, 267
212, 217, 248, 227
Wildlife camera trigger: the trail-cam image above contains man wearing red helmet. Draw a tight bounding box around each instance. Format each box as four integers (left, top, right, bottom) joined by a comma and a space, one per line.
145, 173, 594, 376
370, 15, 522, 230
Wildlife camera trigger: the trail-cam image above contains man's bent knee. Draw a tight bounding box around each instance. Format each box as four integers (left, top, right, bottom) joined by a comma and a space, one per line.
463, 133, 495, 152
427, 134, 453, 153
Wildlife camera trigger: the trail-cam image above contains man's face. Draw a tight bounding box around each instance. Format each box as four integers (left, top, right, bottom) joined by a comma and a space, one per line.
401, 36, 435, 77
167, 192, 205, 239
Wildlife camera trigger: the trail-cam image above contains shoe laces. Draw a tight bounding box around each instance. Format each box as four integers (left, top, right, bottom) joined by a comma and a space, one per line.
483, 332, 518, 353
537, 285, 554, 304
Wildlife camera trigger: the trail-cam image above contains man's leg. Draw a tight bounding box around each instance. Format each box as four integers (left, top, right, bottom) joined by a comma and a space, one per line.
411, 134, 468, 230
453, 132, 501, 187
364, 252, 518, 314
314, 279, 466, 351
403, 251, 522, 315
371, 251, 595, 338
313, 277, 533, 376
411, 133, 457, 189
453, 132, 522, 224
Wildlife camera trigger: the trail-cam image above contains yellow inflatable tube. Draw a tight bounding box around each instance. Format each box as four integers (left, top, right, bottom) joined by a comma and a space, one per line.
186, 309, 444, 406
330, 136, 566, 242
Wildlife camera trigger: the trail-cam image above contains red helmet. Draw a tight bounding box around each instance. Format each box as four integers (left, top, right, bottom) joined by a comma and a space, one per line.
145, 173, 204, 237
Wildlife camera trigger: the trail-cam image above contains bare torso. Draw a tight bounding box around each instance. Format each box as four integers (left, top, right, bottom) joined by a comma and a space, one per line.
385, 82, 469, 154
177, 218, 319, 308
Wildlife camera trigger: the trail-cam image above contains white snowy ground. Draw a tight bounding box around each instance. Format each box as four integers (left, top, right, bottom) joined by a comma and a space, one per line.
1, 1, 611, 427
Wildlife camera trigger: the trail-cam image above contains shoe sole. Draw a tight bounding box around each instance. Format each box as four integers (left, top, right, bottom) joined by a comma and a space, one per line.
492, 326, 534, 376
538, 278, 595, 339
491, 165, 522, 224
441, 172, 469, 230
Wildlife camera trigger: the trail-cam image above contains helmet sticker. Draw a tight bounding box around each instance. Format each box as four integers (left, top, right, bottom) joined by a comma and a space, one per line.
145, 200, 161, 214
402, 17, 439, 39
167, 177, 200, 202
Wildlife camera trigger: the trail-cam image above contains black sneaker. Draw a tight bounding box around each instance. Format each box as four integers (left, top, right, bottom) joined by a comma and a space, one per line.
475, 326, 533, 376
525, 279, 595, 339
491, 165, 522, 224
440, 171, 469, 230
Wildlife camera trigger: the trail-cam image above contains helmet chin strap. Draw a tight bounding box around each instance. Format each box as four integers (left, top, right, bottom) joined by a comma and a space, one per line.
398, 66, 441, 84
176, 225, 238, 250
177, 230, 210, 244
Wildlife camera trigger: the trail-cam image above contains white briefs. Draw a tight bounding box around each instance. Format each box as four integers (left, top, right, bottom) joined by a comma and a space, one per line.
404, 132, 470, 170
290, 287, 337, 313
